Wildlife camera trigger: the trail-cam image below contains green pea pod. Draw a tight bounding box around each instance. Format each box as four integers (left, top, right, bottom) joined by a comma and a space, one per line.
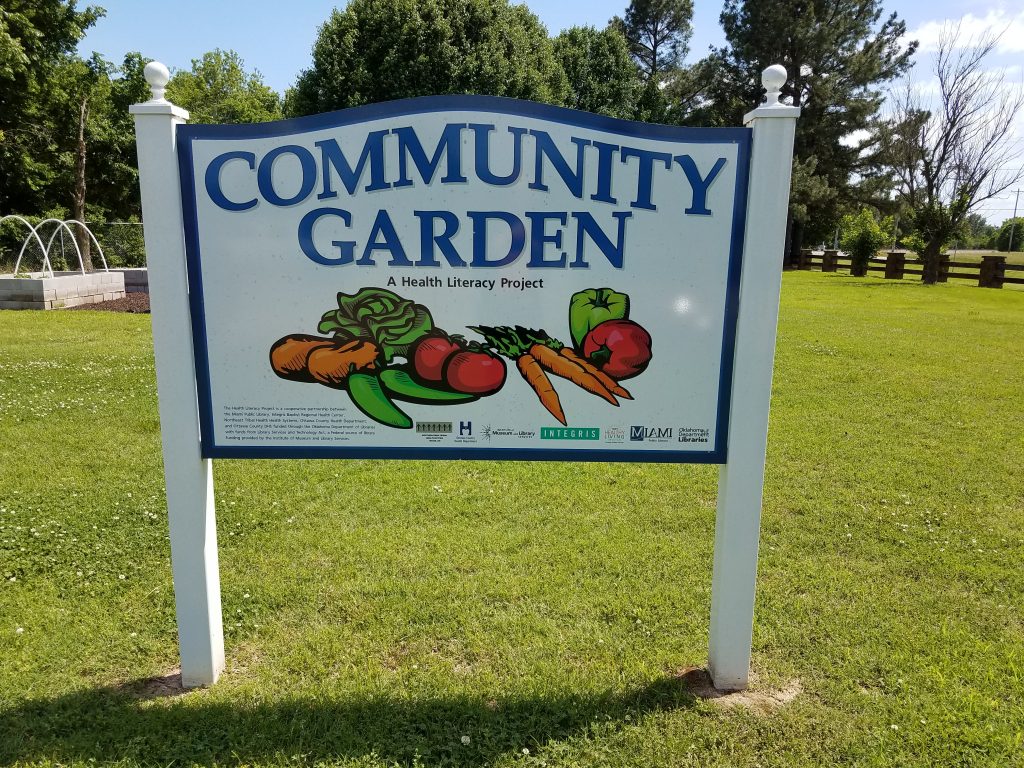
347, 373, 413, 429
380, 369, 479, 404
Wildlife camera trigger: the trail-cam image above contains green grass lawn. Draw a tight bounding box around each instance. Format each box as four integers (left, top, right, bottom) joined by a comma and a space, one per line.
1, 272, 1022, 767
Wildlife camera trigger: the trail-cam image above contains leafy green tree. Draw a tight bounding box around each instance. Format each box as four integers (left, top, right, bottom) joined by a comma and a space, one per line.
0, 0, 103, 215
703, 0, 916, 266
611, 0, 692, 82
287, 0, 567, 116
609, 0, 694, 122
995, 218, 1023, 252
960, 213, 996, 249
552, 26, 638, 118
166, 50, 282, 124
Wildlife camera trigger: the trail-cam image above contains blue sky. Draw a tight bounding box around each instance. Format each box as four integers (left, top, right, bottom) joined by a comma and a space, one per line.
80, 0, 1017, 93
79, 0, 1024, 222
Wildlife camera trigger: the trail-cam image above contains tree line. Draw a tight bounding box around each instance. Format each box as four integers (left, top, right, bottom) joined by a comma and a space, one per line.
1, 0, 1021, 280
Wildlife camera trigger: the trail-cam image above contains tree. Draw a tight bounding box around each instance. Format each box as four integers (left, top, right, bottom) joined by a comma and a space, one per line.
0, 0, 103, 214
166, 50, 282, 124
552, 26, 638, 118
885, 28, 1024, 282
611, 0, 693, 82
959, 212, 996, 249
705, 0, 916, 265
995, 218, 1023, 252
287, 0, 566, 116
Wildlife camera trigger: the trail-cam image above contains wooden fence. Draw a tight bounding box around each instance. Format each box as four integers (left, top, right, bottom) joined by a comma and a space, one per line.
795, 250, 1024, 289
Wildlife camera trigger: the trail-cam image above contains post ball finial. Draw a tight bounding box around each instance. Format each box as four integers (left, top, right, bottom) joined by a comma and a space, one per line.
762, 64, 788, 106
144, 61, 171, 101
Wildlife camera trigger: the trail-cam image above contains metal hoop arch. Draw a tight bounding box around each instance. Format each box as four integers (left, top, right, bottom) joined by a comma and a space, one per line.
2, 215, 54, 277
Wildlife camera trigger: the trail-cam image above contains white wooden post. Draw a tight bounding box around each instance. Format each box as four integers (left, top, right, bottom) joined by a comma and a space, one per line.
131, 62, 225, 687
708, 65, 800, 691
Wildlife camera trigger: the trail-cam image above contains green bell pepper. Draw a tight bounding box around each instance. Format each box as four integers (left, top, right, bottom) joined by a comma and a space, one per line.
568, 288, 630, 350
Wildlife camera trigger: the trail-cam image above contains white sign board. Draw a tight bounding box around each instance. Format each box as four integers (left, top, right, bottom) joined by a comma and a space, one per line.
177, 97, 750, 462
133, 63, 797, 689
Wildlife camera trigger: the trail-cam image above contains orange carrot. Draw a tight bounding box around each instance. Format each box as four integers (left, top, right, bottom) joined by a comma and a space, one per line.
517, 354, 565, 425
530, 344, 618, 406
307, 340, 379, 386
270, 334, 336, 382
559, 347, 631, 399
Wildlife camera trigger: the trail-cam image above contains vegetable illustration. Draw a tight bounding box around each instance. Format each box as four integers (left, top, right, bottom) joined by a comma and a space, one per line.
270, 335, 337, 382
270, 286, 647, 430
583, 319, 653, 380
444, 350, 507, 395
411, 332, 507, 395
347, 372, 413, 429
569, 288, 629, 350
271, 288, 506, 429
471, 325, 621, 425
558, 347, 632, 400
306, 340, 379, 386
518, 353, 565, 425
318, 287, 433, 362
412, 333, 462, 383
380, 370, 478, 404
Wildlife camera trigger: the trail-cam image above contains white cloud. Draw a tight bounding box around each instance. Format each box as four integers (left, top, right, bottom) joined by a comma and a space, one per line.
908, 9, 1024, 54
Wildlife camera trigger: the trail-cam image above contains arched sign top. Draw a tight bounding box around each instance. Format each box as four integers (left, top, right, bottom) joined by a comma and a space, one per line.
177, 93, 751, 145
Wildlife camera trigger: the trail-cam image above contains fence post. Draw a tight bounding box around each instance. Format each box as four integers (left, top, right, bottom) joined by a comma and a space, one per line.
979, 254, 1006, 288
130, 63, 225, 687
937, 253, 950, 283
708, 65, 799, 691
822, 249, 838, 272
798, 248, 812, 269
885, 251, 905, 280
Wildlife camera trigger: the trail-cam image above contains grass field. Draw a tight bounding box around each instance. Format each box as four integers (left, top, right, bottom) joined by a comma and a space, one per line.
1, 272, 1022, 767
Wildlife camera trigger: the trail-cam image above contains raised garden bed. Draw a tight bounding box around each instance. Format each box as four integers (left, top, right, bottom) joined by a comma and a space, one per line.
0, 270, 126, 310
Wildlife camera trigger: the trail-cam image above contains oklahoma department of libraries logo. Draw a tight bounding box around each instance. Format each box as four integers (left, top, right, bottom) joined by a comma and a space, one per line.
540, 427, 600, 440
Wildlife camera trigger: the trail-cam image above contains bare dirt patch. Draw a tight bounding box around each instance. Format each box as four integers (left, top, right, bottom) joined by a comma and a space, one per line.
67, 293, 150, 313
115, 667, 190, 700
677, 667, 802, 714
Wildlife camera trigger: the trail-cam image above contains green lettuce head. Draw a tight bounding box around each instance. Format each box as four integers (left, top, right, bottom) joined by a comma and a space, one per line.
318, 287, 433, 362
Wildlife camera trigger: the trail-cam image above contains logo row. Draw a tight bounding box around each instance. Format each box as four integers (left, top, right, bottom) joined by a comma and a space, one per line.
413, 422, 709, 444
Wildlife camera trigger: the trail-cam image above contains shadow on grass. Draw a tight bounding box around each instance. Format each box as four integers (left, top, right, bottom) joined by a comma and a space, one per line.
1, 668, 712, 766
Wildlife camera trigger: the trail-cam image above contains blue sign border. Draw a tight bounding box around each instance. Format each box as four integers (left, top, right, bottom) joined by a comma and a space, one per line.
177, 94, 751, 464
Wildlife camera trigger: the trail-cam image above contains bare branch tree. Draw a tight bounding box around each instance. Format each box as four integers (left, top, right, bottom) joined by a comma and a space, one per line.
884, 24, 1024, 283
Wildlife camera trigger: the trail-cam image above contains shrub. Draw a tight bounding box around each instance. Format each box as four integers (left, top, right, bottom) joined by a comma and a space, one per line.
840, 209, 889, 276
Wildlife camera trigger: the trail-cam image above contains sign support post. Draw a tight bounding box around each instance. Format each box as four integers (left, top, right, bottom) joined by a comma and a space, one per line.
131, 63, 225, 687
708, 66, 800, 690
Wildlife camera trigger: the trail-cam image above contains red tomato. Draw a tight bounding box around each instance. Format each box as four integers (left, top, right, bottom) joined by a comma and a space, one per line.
412, 335, 461, 382
582, 319, 652, 380
444, 351, 507, 395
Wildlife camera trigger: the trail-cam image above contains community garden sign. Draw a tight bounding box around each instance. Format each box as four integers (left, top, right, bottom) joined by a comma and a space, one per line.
132, 62, 798, 689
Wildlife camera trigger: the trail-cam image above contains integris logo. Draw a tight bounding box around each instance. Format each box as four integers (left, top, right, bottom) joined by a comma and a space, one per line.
540, 427, 599, 440
630, 426, 673, 441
